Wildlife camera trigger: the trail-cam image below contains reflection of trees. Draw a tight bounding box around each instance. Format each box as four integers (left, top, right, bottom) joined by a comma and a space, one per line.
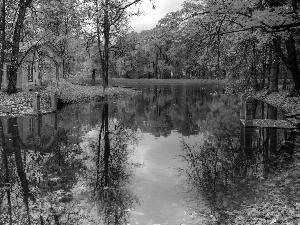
0, 114, 84, 224
179, 95, 300, 224
0, 118, 12, 225
93, 103, 139, 224
116, 85, 219, 137
0, 102, 140, 224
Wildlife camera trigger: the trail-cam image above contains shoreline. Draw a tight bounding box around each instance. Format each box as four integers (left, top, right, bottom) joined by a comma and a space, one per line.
0, 81, 139, 116
69, 77, 228, 86
1, 79, 299, 121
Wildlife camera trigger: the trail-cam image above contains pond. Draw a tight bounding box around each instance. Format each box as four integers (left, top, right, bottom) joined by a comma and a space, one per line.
0, 84, 299, 225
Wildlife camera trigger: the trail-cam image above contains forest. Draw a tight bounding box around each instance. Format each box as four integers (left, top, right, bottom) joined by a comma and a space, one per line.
0, 0, 299, 95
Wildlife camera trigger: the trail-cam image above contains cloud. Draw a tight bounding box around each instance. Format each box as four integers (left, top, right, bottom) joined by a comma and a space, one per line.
130, 0, 185, 32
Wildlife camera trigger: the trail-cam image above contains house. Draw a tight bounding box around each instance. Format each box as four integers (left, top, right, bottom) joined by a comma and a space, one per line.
1, 42, 64, 92
0, 113, 58, 154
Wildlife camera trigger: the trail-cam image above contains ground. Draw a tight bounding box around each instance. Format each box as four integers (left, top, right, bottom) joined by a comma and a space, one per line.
253, 89, 300, 116
228, 157, 300, 225
250, 88, 300, 127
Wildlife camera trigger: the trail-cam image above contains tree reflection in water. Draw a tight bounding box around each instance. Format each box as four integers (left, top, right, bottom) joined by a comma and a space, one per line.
0, 102, 140, 224
179, 95, 300, 224
93, 102, 140, 224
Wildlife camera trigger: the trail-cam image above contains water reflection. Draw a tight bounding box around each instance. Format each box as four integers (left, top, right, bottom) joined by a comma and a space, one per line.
93, 103, 140, 224
115, 84, 220, 137
180, 96, 300, 224
2, 84, 298, 225
0, 102, 139, 224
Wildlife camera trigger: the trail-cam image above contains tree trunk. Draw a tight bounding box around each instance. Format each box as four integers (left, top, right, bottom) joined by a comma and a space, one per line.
285, 33, 300, 96
91, 69, 96, 86
7, 0, 32, 94
292, 0, 298, 11
0, 0, 5, 91
266, 45, 273, 88
275, 32, 300, 96
260, 44, 267, 89
268, 37, 280, 93
103, 0, 109, 89
251, 42, 259, 90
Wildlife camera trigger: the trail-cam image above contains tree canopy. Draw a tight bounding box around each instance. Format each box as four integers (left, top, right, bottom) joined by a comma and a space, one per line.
0, 0, 300, 95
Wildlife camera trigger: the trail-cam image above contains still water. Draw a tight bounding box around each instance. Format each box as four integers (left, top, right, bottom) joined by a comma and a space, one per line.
0, 84, 299, 224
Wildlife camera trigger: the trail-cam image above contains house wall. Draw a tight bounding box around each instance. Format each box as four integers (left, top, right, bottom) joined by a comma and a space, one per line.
39, 44, 63, 84
1, 43, 63, 92
17, 65, 23, 90
0, 113, 58, 150
1, 63, 8, 90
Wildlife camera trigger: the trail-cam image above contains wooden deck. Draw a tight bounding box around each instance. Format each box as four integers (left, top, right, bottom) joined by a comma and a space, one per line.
240, 119, 299, 129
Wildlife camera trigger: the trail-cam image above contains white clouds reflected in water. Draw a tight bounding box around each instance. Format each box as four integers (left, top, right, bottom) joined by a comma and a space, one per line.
130, 0, 185, 32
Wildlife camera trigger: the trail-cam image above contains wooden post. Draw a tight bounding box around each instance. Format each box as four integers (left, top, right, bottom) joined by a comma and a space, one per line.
33, 92, 40, 113
240, 95, 247, 120
245, 98, 255, 120
51, 92, 57, 112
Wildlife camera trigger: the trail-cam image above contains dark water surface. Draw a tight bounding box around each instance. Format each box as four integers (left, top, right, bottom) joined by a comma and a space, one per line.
0, 84, 299, 224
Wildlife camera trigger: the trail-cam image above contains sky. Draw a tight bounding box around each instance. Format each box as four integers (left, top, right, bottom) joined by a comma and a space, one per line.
130, 0, 186, 32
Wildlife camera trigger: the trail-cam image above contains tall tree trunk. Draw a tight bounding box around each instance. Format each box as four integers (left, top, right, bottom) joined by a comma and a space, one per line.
0, 0, 5, 91
91, 69, 96, 86
268, 37, 280, 93
285, 33, 300, 96
260, 44, 267, 89
292, 0, 298, 11
266, 45, 273, 88
103, 0, 109, 89
7, 0, 32, 94
275, 32, 300, 96
250, 42, 259, 90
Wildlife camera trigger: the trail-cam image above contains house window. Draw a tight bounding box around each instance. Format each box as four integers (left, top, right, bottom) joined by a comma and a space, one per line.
55, 64, 60, 80
29, 118, 35, 134
27, 64, 34, 82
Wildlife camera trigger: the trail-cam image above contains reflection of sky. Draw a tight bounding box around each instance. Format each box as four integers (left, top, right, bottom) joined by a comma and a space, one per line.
129, 131, 205, 225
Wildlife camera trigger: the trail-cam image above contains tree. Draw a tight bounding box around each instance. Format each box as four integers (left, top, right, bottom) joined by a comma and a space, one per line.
88, 0, 154, 89
35, 0, 82, 77
7, 0, 33, 94
0, 0, 5, 91
185, 0, 300, 95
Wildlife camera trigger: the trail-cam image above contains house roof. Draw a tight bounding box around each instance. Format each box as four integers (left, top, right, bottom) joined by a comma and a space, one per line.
3, 41, 64, 64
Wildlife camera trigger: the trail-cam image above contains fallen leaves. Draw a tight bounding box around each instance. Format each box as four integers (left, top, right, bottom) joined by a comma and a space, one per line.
0, 80, 140, 115
254, 89, 300, 116
0, 91, 51, 115
46, 80, 139, 104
